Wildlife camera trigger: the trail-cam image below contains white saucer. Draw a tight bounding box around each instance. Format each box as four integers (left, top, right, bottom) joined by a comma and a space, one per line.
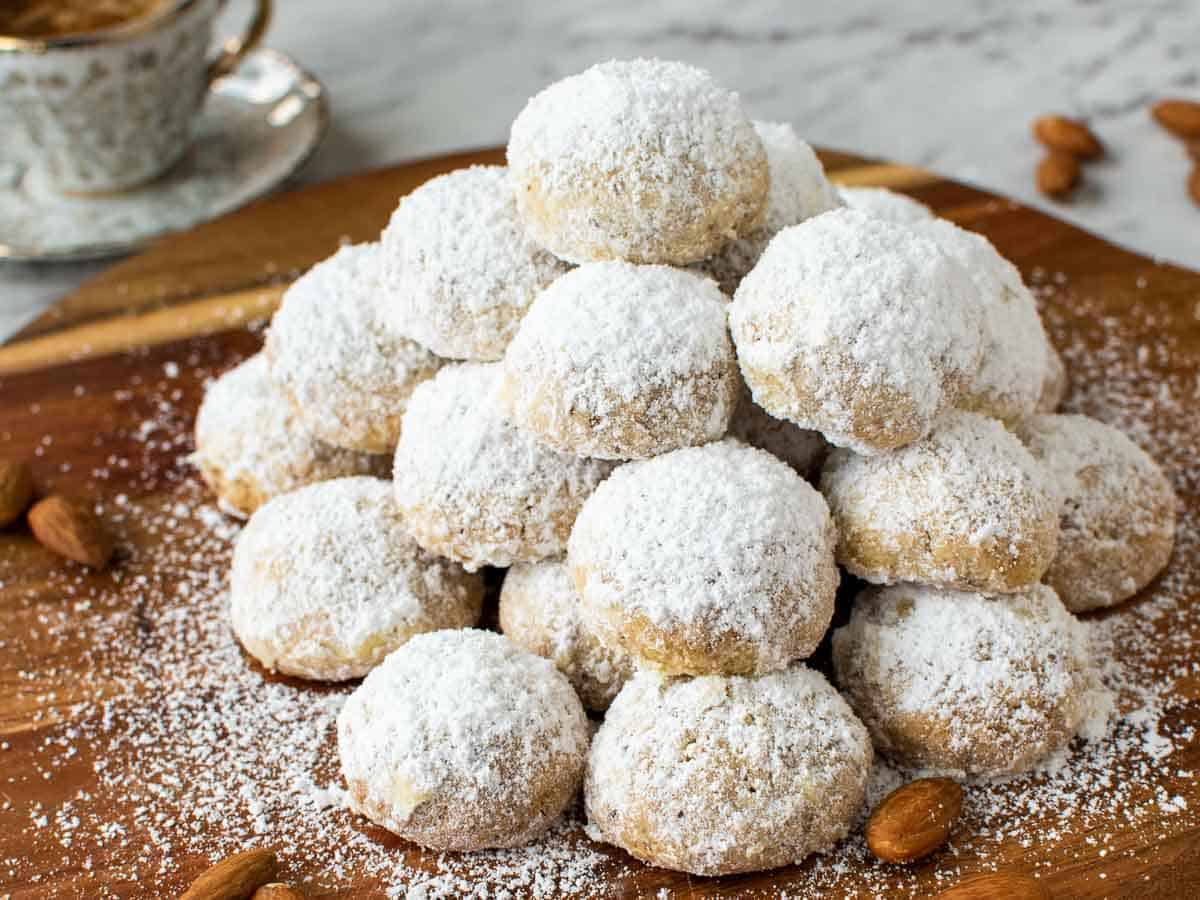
0, 48, 328, 263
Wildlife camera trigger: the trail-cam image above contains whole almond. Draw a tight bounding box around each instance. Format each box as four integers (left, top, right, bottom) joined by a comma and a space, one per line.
1189, 167, 1200, 207
180, 848, 278, 900
27, 495, 115, 570
0, 459, 35, 528
1032, 115, 1104, 159
866, 776, 963, 863
252, 884, 306, 900
1036, 151, 1080, 199
1187, 140, 1200, 162
1152, 98, 1200, 139
933, 873, 1051, 899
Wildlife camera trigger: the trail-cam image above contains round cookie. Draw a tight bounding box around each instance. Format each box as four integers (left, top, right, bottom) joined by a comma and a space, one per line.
193, 355, 388, 518
691, 120, 842, 294
500, 262, 738, 460
230, 477, 483, 681
832, 582, 1094, 776
727, 378, 828, 479
379, 165, 570, 361
1038, 343, 1069, 412
837, 185, 934, 224
500, 559, 636, 711
585, 665, 872, 876
730, 208, 984, 454
820, 411, 1060, 593
568, 440, 838, 676
508, 58, 768, 265
393, 363, 614, 571
265, 243, 444, 453
338, 629, 589, 851
914, 219, 1048, 422
1016, 414, 1177, 611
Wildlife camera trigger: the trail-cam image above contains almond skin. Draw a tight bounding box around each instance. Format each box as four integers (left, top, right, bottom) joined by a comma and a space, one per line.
0, 459, 35, 528
933, 873, 1051, 899
866, 776, 963, 863
27, 495, 115, 570
1036, 151, 1080, 199
180, 848, 278, 900
1152, 98, 1200, 140
1032, 115, 1104, 159
1189, 167, 1200, 207
252, 884, 306, 900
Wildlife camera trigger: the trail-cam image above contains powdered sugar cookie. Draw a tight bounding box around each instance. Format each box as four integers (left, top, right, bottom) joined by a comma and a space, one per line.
585, 665, 871, 876
730, 208, 984, 454
193, 355, 388, 518
727, 379, 828, 479
379, 165, 569, 361
508, 58, 768, 265
1017, 414, 1177, 611
915, 219, 1048, 422
265, 243, 444, 453
500, 262, 738, 460
838, 185, 934, 224
500, 559, 635, 711
691, 121, 842, 294
820, 411, 1060, 593
569, 440, 838, 676
338, 629, 589, 851
1038, 343, 1069, 412
229, 478, 483, 681
832, 582, 1094, 776
393, 363, 614, 571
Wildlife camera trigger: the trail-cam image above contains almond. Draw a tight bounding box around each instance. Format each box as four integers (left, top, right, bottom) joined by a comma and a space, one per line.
0, 459, 35, 528
252, 884, 306, 900
1032, 115, 1104, 159
1190, 167, 1200, 207
933, 872, 1051, 899
180, 848, 278, 900
1036, 151, 1080, 199
1151, 98, 1200, 140
1187, 140, 1200, 162
866, 776, 962, 863
27, 495, 115, 570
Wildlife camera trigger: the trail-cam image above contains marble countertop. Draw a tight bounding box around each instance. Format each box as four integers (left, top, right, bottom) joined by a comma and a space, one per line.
3, 0, 1199, 339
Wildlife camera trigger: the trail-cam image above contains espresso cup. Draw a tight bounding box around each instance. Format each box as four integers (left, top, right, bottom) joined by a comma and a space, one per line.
0, 0, 271, 193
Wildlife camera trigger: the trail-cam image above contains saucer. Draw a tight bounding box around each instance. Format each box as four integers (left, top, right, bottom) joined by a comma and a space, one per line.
0, 48, 328, 263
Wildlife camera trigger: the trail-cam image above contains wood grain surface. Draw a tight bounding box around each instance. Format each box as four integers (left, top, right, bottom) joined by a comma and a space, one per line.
1, 147, 1198, 899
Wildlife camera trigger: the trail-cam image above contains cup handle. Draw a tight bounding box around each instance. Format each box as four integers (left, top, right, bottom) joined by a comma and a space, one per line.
206, 0, 273, 85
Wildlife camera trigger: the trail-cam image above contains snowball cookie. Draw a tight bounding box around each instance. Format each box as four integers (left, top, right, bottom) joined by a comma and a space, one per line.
500, 262, 738, 460
1038, 343, 1069, 412
393, 363, 614, 571
820, 411, 1060, 593
508, 58, 768, 265
730, 208, 984, 454
832, 582, 1094, 776
338, 629, 589, 851
265, 243, 444, 453
914, 219, 1048, 422
229, 478, 483, 681
569, 440, 838, 676
692, 120, 842, 294
194, 355, 388, 518
499, 559, 635, 711
585, 665, 872, 876
1017, 414, 1177, 611
837, 185, 934, 224
379, 165, 570, 361
727, 379, 828, 479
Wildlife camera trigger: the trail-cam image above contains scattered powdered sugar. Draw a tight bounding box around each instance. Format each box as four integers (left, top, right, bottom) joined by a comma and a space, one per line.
832, 583, 1097, 776
838, 185, 935, 224
392, 363, 615, 570
727, 378, 829, 479
379, 165, 569, 361
229, 477, 483, 681
264, 242, 444, 453
730, 208, 984, 453
500, 262, 737, 459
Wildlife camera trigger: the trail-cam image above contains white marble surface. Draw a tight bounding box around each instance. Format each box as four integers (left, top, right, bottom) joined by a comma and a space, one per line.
3, 0, 1199, 339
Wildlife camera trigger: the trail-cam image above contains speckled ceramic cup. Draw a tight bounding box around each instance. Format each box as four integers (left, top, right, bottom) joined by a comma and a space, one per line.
0, 0, 271, 193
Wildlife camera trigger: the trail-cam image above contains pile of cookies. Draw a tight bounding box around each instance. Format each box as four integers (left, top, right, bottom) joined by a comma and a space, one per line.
194, 58, 1178, 877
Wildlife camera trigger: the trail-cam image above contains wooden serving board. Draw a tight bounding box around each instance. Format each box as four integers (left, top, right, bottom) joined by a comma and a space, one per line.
2, 147, 1199, 899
